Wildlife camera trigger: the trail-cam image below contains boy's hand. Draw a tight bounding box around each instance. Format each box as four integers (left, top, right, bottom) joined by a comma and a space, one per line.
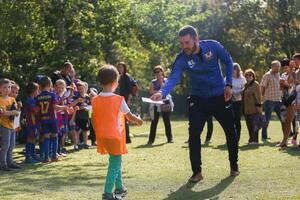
74, 106, 80, 111
77, 98, 84, 103
11, 110, 19, 116
136, 117, 143, 126
17, 102, 23, 109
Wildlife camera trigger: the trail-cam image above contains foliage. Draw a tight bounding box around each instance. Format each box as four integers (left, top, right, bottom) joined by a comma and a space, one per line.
0, 0, 299, 94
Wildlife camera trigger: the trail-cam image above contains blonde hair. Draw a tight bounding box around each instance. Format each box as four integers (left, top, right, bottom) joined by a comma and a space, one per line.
10, 80, 20, 90
55, 79, 66, 88
233, 63, 242, 78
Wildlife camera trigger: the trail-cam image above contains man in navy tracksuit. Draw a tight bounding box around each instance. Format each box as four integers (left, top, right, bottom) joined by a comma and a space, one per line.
151, 25, 239, 183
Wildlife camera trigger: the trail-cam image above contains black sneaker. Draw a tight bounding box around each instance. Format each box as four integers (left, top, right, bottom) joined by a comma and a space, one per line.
102, 193, 122, 200
61, 148, 68, 154
0, 165, 11, 171
114, 187, 128, 198
8, 163, 22, 169
126, 140, 132, 144
168, 139, 174, 143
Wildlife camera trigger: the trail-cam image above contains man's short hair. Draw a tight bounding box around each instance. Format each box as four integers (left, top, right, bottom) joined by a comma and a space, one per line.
178, 25, 198, 38
271, 60, 281, 68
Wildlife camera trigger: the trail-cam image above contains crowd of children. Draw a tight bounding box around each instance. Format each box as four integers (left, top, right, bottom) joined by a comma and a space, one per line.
0, 66, 99, 168
0, 62, 143, 200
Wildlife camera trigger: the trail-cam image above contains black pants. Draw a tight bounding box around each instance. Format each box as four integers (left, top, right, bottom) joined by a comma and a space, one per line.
188, 95, 238, 175
244, 114, 259, 143
205, 115, 213, 141
232, 101, 242, 142
125, 120, 131, 143
148, 106, 172, 143
89, 122, 96, 145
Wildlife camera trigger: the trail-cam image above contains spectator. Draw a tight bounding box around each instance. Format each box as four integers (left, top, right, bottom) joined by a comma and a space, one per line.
148, 65, 173, 145
232, 63, 246, 142
117, 62, 138, 144
51, 61, 74, 86
242, 69, 262, 144
277, 58, 295, 147
260, 60, 283, 141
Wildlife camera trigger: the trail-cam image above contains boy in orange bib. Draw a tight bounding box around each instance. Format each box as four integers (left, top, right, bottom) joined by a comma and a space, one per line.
92, 65, 143, 200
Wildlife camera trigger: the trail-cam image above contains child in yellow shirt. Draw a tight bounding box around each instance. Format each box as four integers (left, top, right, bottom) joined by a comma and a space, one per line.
0, 79, 20, 171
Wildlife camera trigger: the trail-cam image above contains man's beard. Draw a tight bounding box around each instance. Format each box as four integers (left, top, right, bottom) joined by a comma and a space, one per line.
184, 42, 197, 55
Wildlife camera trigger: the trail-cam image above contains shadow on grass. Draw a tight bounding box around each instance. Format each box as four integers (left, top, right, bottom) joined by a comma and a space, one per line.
261, 140, 278, 147
0, 161, 106, 198
211, 140, 279, 152
239, 144, 261, 151
212, 144, 228, 151
134, 143, 167, 149
164, 176, 235, 200
279, 147, 300, 157
131, 134, 149, 138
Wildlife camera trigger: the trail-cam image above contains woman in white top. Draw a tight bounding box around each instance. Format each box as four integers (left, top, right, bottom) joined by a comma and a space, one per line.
232, 63, 246, 142
148, 65, 173, 144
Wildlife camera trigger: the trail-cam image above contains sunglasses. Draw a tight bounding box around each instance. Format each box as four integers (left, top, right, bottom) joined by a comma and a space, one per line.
154, 71, 161, 74
245, 74, 253, 77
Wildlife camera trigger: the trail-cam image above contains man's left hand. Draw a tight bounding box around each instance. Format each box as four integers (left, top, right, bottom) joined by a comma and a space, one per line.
224, 86, 232, 102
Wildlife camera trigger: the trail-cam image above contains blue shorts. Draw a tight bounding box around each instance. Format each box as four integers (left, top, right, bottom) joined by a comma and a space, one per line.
25, 125, 40, 139
40, 121, 58, 135
59, 119, 69, 136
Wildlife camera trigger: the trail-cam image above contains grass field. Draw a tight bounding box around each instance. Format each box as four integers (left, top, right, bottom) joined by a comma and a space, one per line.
0, 119, 300, 200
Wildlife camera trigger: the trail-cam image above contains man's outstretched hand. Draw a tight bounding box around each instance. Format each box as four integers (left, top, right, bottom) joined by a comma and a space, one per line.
150, 92, 163, 101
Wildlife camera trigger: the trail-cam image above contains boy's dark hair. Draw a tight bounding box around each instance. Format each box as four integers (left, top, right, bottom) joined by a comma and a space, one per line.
178, 25, 198, 38
293, 53, 300, 60
0, 78, 11, 87
281, 58, 290, 67
98, 65, 119, 86
39, 76, 52, 89
26, 82, 39, 95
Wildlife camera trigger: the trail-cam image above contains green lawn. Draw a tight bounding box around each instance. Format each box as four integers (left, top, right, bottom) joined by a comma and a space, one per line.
0, 120, 300, 200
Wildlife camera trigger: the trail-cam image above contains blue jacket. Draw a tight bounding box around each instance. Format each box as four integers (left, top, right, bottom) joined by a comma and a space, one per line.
161, 40, 233, 98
